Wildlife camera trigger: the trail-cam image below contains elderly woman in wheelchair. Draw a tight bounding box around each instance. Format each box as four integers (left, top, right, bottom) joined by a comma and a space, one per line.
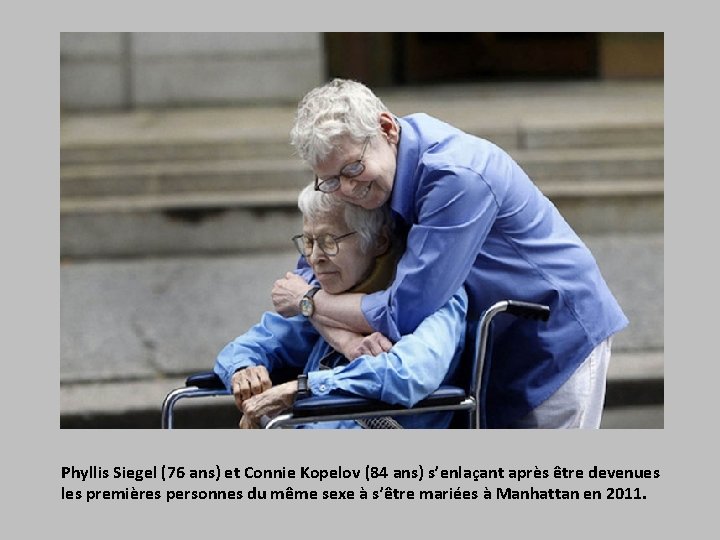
213, 183, 468, 429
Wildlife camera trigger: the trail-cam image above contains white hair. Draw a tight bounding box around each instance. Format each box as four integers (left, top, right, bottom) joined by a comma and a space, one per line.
290, 78, 392, 166
297, 183, 392, 253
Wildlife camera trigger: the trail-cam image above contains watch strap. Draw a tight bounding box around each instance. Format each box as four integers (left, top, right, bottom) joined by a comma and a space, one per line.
300, 286, 321, 317
305, 286, 320, 300
296, 374, 310, 401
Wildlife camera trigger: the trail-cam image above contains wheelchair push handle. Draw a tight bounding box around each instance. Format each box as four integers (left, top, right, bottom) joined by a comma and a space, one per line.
505, 300, 550, 321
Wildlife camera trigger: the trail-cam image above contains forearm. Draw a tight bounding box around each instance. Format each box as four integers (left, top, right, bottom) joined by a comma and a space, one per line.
308, 289, 469, 406
213, 312, 318, 390
309, 318, 362, 358
312, 290, 374, 334
309, 316, 392, 360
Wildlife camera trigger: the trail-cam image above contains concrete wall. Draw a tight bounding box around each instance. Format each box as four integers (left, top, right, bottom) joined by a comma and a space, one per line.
60, 32, 325, 110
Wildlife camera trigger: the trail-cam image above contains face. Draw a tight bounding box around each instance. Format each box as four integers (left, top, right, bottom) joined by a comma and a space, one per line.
302, 209, 376, 295
313, 114, 399, 210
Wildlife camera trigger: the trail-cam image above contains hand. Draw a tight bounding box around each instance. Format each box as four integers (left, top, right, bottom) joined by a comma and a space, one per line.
231, 365, 272, 410
272, 272, 312, 317
238, 414, 257, 429
344, 332, 393, 360
240, 381, 299, 427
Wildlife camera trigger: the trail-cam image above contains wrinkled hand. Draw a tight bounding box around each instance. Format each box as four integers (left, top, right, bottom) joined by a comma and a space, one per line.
231, 365, 272, 411
238, 413, 256, 429
344, 332, 393, 360
239, 381, 299, 429
272, 272, 312, 317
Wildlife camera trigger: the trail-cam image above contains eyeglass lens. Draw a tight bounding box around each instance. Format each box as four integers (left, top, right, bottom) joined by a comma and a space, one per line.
316, 137, 369, 193
298, 234, 339, 256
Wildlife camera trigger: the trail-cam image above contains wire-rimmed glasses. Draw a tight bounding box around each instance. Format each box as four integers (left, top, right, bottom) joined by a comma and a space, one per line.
314, 137, 370, 193
292, 231, 357, 258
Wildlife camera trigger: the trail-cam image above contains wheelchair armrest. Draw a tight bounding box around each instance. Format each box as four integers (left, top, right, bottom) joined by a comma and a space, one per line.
185, 366, 302, 390
186, 371, 225, 390
505, 300, 550, 321
291, 385, 468, 418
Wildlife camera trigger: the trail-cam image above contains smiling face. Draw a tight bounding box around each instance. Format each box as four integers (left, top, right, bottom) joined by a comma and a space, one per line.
312, 113, 400, 210
302, 207, 379, 294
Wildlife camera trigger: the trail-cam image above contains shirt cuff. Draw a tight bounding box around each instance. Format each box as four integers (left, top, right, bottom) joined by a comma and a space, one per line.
307, 370, 340, 396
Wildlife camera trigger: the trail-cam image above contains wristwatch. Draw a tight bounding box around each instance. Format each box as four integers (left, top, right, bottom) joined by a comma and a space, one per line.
299, 286, 321, 317
296, 374, 310, 400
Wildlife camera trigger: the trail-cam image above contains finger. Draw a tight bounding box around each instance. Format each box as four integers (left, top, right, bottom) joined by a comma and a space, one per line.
369, 342, 384, 356
234, 393, 243, 411
240, 400, 255, 422
245, 366, 269, 392
260, 370, 273, 392
378, 335, 393, 352
232, 377, 245, 410
245, 370, 261, 395
237, 377, 253, 401
251, 370, 271, 395
256, 366, 272, 390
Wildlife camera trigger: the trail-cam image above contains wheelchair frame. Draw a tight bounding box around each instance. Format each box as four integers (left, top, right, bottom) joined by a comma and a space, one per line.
161, 300, 550, 429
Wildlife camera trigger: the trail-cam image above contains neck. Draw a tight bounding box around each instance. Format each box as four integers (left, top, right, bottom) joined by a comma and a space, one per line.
349, 241, 403, 294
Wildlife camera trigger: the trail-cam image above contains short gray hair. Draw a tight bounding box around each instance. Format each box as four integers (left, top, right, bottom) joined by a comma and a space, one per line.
297, 183, 392, 253
290, 78, 392, 166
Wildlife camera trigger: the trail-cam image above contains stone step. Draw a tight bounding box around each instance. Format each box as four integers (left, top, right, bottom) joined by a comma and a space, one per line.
61, 159, 309, 198
61, 191, 304, 259
60, 106, 298, 165
60, 179, 663, 258
61, 137, 298, 166
517, 146, 663, 181
60, 121, 663, 166
518, 121, 663, 150
61, 146, 663, 199
60, 99, 663, 166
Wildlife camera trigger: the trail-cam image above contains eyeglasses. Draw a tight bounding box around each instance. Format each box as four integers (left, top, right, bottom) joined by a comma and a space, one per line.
292, 231, 357, 258
314, 137, 370, 193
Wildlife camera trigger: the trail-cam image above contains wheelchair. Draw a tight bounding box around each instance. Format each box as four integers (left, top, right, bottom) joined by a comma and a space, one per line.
161, 300, 550, 429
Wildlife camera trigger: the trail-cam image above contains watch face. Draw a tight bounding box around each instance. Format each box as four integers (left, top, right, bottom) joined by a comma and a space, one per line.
300, 297, 313, 317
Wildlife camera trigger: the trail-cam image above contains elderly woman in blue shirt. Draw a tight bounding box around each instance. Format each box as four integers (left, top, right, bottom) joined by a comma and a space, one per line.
214, 183, 467, 429
272, 78, 629, 429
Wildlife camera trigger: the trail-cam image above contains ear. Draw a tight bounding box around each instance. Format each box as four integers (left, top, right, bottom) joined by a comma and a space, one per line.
371, 225, 391, 257
379, 112, 399, 144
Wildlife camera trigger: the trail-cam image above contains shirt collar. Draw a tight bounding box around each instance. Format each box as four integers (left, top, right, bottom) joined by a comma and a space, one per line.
390, 115, 420, 225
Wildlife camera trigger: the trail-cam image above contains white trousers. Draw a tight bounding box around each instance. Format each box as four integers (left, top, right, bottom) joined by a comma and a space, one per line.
510, 338, 613, 429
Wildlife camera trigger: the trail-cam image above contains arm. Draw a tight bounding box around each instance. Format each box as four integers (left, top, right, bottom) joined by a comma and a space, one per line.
308, 288, 468, 407
363, 170, 498, 340
239, 288, 467, 427
280, 171, 499, 342
272, 271, 388, 357
273, 270, 372, 333
213, 311, 318, 392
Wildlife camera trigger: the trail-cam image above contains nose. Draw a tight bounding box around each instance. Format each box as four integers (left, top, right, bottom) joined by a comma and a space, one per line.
308, 241, 327, 264
339, 177, 360, 198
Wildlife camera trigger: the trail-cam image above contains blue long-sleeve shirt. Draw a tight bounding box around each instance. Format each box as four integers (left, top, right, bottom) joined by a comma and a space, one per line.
297, 113, 628, 427
214, 288, 468, 429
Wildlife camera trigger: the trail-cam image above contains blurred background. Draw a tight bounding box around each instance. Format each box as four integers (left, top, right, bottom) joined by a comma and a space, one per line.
59, 32, 663, 428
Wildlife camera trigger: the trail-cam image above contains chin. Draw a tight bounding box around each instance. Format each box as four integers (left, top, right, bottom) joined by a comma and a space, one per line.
322, 283, 344, 295
356, 196, 382, 210
317, 276, 341, 294
363, 191, 390, 210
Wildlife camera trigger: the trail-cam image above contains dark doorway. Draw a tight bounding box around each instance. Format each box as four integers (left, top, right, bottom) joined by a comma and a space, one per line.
324, 32, 599, 87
